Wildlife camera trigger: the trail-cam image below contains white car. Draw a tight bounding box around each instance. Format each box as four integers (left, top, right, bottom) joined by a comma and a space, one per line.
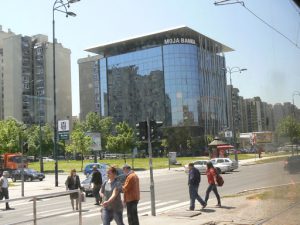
210, 158, 238, 172
42, 157, 54, 162
184, 160, 208, 174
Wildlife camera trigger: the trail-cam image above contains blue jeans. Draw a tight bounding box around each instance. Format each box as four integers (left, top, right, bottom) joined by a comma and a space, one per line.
189, 184, 206, 210
205, 184, 221, 205
101, 207, 124, 225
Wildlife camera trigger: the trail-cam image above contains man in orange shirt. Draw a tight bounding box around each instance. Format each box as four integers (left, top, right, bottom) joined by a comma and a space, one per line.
122, 164, 140, 225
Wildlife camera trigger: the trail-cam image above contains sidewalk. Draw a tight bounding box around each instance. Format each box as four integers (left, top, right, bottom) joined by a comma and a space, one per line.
139, 193, 299, 225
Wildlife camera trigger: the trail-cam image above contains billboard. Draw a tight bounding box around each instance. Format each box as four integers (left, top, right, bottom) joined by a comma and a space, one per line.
85, 132, 102, 151
254, 131, 273, 144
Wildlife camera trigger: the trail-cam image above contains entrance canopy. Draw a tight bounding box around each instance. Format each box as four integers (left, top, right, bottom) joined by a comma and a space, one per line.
217, 145, 234, 150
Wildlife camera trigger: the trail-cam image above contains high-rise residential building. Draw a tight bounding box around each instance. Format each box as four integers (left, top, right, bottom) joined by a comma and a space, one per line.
78, 55, 101, 121
273, 103, 285, 129
0, 27, 72, 126
79, 26, 232, 136
244, 97, 266, 132
227, 85, 241, 135
262, 102, 275, 131
273, 102, 296, 129
238, 96, 248, 133
0, 26, 15, 120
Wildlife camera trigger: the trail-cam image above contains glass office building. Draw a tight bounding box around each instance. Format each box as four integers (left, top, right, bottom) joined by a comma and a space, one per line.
85, 26, 233, 136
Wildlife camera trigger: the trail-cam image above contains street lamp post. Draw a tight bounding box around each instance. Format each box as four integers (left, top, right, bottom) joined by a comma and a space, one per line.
52, 0, 79, 187
223, 67, 247, 161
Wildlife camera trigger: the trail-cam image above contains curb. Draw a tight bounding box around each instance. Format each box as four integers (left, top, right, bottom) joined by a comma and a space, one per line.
238, 181, 300, 194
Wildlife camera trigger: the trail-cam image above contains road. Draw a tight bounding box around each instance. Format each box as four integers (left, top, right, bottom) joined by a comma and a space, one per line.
1, 161, 299, 225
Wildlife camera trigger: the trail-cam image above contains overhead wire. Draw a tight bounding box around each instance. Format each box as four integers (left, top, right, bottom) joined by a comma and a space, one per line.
289, 0, 300, 47
214, 0, 300, 50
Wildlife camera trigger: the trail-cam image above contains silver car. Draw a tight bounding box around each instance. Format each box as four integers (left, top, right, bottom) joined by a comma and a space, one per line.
210, 158, 238, 172
184, 160, 208, 174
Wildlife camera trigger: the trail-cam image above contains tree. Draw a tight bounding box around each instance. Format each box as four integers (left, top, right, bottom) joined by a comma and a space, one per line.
66, 127, 92, 171
106, 122, 135, 163
85, 112, 102, 132
0, 118, 26, 153
81, 113, 114, 152
161, 139, 169, 157
98, 117, 114, 151
26, 124, 54, 157
277, 116, 300, 154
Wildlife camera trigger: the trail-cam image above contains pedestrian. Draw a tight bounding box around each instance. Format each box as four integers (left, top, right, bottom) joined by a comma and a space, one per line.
204, 161, 221, 207
122, 164, 140, 225
0, 171, 14, 210
100, 166, 124, 225
91, 165, 102, 205
65, 169, 81, 210
188, 163, 206, 210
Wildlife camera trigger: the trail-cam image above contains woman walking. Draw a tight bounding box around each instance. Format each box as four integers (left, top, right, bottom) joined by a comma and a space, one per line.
65, 169, 81, 210
100, 166, 124, 225
204, 161, 221, 207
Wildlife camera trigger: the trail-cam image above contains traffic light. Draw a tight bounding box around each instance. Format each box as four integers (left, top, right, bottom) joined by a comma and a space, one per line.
150, 120, 163, 140
136, 121, 148, 141
23, 142, 29, 153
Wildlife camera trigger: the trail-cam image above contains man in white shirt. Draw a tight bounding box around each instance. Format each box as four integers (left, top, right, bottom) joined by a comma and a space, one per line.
0, 171, 13, 210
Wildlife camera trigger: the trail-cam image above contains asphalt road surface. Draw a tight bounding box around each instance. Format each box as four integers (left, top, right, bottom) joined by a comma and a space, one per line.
1, 161, 299, 225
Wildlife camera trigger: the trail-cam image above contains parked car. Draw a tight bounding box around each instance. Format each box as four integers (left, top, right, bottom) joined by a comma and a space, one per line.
83, 163, 108, 176
184, 160, 209, 174
11, 168, 45, 182
284, 155, 300, 173
209, 159, 231, 174
81, 167, 126, 196
210, 158, 238, 172
42, 157, 54, 162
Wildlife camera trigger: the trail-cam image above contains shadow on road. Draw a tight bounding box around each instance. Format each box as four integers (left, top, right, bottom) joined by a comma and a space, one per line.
219, 205, 236, 210
201, 208, 216, 213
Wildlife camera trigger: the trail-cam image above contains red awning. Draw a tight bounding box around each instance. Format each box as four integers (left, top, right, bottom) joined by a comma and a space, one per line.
217, 145, 234, 150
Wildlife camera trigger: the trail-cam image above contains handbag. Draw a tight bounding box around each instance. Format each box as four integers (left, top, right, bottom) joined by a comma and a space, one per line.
216, 174, 224, 187
81, 192, 86, 202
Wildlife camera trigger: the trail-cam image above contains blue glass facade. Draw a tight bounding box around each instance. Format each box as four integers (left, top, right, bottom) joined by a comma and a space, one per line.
99, 45, 226, 135
163, 44, 201, 127
96, 30, 228, 135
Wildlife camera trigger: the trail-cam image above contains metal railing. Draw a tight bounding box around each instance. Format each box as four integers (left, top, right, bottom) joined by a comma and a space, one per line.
103, 153, 131, 159
0, 190, 83, 225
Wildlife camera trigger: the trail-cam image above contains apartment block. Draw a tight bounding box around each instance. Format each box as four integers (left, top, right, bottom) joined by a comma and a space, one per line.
0, 26, 15, 120
0, 26, 72, 126
78, 55, 101, 121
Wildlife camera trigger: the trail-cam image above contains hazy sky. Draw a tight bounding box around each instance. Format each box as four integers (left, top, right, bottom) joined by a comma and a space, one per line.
0, 0, 299, 116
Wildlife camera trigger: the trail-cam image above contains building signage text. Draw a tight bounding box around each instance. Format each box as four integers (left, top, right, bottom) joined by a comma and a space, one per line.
164, 37, 196, 45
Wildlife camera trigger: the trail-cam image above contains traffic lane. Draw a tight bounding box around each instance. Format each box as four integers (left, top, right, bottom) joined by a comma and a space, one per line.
220, 161, 300, 196
138, 161, 300, 205
139, 171, 189, 204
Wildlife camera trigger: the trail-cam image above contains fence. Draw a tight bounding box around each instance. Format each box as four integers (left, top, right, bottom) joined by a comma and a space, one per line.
0, 190, 83, 225
103, 153, 132, 159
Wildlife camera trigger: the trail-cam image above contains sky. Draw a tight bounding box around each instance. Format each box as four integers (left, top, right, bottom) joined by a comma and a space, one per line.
0, 0, 300, 116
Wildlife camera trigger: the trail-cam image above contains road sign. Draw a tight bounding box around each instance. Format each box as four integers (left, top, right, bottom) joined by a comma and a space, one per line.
58, 120, 70, 140
58, 131, 69, 140
225, 131, 233, 138
58, 120, 69, 132
86, 132, 102, 151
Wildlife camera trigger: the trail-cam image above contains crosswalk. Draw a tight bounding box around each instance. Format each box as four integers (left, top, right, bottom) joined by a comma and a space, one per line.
63, 199, 189, 219
0, 197, 190, 225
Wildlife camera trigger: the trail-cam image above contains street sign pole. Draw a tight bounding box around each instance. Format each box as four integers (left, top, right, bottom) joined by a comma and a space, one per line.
147, 117, 156, 216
